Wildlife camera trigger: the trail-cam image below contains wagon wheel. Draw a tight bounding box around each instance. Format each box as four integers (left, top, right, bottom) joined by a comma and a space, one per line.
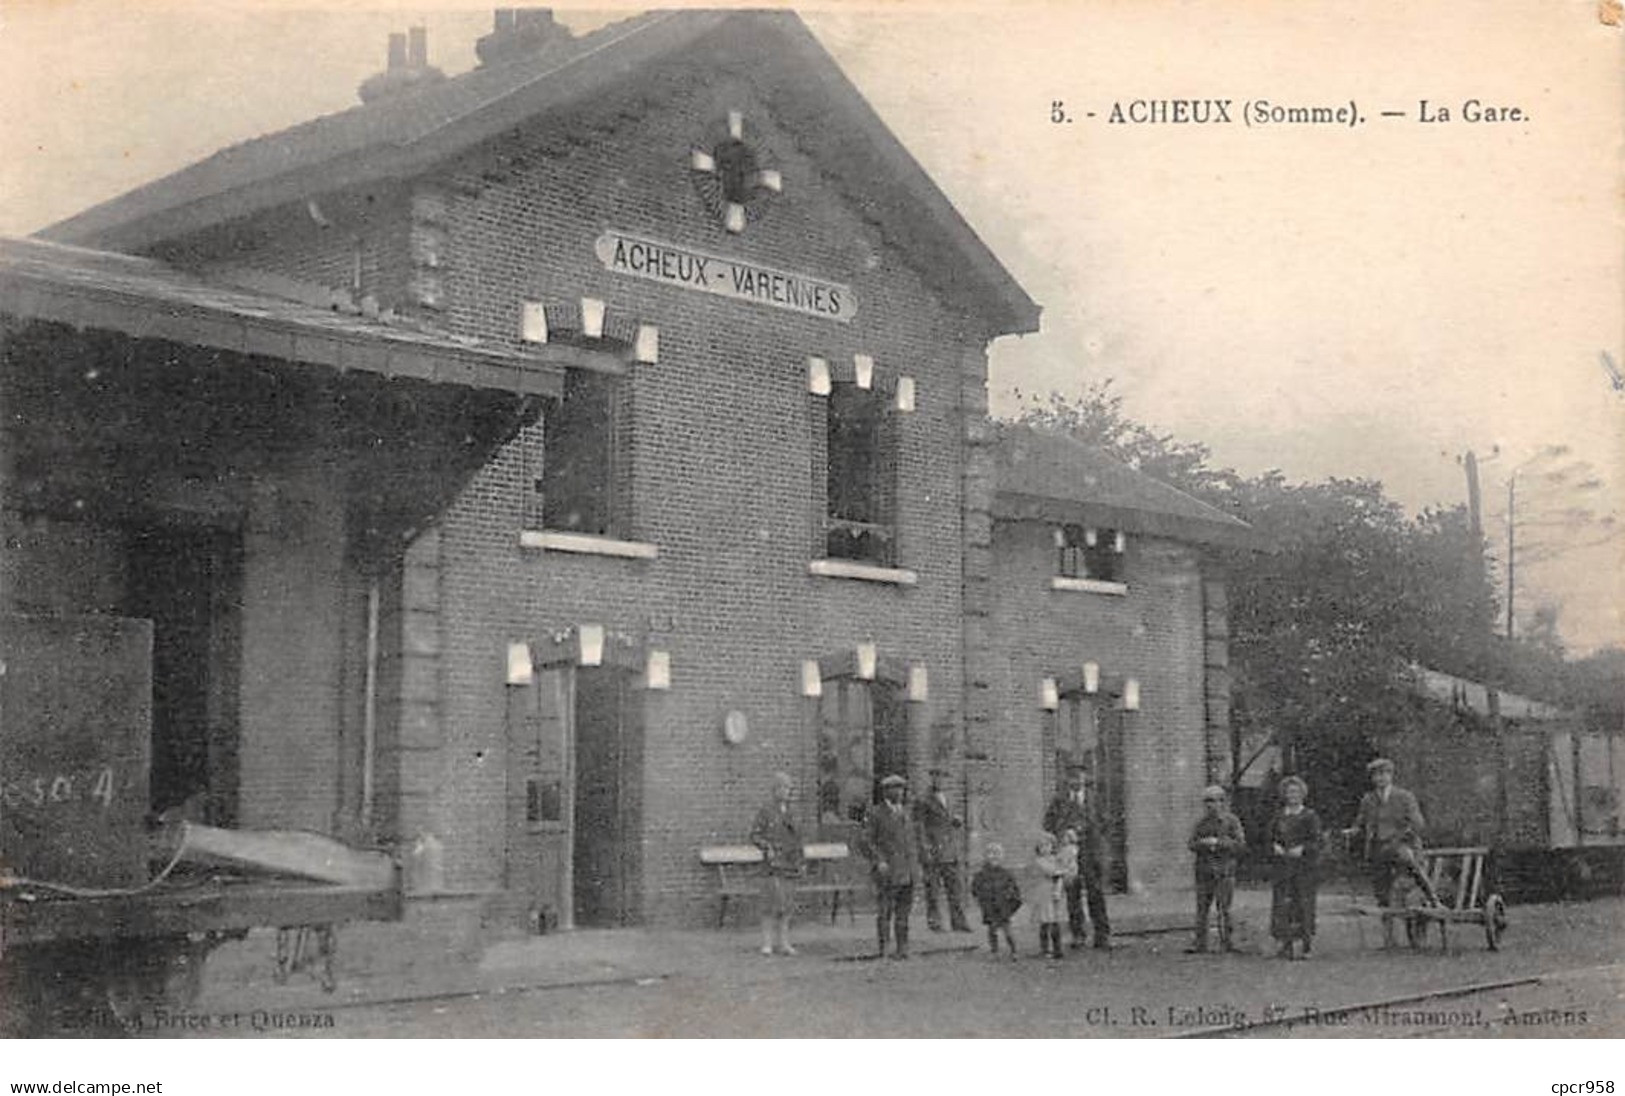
316, 926, 338, 994
273, 927, 294, 984
1405, 913, 1426, 950
1483, 893, 1508, 951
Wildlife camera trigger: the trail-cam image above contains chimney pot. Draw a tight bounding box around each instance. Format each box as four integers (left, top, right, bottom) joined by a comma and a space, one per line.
476, 7, 568, 67
360, 27, 445, 103
515, 9, 554, 32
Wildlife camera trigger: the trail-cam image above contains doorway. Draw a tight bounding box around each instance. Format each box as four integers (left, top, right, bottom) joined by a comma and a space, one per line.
571, 667, 643, 927
123, 523, 242, 824
1056, 694, 1128, 892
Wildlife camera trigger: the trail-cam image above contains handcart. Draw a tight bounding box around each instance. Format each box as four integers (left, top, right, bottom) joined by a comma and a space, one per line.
1381, 846, 1509, 952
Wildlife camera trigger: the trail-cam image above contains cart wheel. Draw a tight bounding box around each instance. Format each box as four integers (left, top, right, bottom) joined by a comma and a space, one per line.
273, 927, 293, 984
317, 926, 338, 994
1484, 893, 1508, 951
1404, 912, 1425, 949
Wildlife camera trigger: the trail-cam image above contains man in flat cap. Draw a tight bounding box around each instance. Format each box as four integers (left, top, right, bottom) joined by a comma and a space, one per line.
1185, 784, 1246, 954
860, 774, 920, 959
913, 770, 971, 933
1350, 758, 1436, 941
1042, 763, 1111, 949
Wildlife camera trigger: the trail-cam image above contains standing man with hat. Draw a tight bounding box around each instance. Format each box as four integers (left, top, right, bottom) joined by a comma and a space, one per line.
913, 770, 972, 933
860, 774, 920, 959
1185, 784, 1246, 954
1042, 764, 1112, 950
1349, 758, 1437, 942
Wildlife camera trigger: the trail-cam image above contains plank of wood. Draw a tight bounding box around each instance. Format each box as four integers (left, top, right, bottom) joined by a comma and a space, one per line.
176, 824, 396, 890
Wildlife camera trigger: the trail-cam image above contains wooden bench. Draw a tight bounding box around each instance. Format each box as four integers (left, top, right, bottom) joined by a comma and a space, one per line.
699, 842, 857, 928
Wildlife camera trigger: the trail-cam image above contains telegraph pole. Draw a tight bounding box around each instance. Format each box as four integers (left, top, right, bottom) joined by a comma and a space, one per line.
1506, 471, 1517, 638
1464, 450, 1484, 544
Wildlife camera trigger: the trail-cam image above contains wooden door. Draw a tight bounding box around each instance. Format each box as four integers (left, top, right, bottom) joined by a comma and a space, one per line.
505, 664, 572, 929
1094, 707, 1128, 891
1064, 698, 1128, 892
572, 667, 642, 927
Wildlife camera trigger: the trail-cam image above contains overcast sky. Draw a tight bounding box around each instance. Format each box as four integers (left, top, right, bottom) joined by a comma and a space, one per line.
1, 1, 1620, 652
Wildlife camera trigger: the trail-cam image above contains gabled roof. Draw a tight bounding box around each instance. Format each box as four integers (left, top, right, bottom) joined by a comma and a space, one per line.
41, 11, 1039, 337
0, 236, 560, 396
992, 422, 1262, 550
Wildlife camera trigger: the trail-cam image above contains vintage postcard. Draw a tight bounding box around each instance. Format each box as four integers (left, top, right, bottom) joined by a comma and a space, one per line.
0, 0, 1620, 1076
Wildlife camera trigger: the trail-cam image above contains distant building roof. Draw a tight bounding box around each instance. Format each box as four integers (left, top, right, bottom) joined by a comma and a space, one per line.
0, 236, 560, 396
1406, 664, 1570, 722
40, 11, 1039, 337
992, 422, 1261, 550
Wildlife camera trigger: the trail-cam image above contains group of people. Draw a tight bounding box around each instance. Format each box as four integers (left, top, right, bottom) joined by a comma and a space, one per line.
1182, 776, 1319, 959
747, 756, 1434, 961
1182, 756, 1436, 960
748, 769, 979, 959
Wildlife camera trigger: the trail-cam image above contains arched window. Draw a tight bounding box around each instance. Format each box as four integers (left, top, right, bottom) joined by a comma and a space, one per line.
1046, 687, 1129, 892
816, 676, 908, 828
824, 382, 898, 567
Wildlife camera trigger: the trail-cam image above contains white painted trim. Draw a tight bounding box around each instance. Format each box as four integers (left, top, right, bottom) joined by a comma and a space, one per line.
808, 559, 918, 586
1050, 576, 1129, 596
853, 353, 874, 389
634, 324, 659, 364
519, 300, 548, 344
807, 356, 831, 396
519, 530, 659, 559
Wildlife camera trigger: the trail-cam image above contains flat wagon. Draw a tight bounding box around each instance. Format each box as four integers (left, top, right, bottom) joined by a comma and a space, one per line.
1, 614, 403, 1035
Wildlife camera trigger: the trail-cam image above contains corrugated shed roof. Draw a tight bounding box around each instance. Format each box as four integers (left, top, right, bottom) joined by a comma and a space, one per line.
992, 422, 1261, 549
40, 11, 1039, 336
1406, 665, 1570, 722
0, 236, 560, 395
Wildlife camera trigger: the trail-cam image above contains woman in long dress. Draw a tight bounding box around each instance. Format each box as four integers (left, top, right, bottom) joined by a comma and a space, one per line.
1270, 775, 1322, 960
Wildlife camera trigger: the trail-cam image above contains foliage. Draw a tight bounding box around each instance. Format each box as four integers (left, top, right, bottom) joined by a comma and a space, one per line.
1013, 383, 1550, 820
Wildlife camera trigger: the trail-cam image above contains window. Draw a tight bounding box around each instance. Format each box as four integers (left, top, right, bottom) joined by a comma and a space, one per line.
535, 369, 629, 537
824, 383, 897, 566
1058, 525, 1122, 583
1049, 691, 1128, 892
817, 677, 908, 828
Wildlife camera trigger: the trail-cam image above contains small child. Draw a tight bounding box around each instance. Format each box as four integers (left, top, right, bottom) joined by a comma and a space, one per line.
970, 843, 1022, 959
1028, 833, 1075, 959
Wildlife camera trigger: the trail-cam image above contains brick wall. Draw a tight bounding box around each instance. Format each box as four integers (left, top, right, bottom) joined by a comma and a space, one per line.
412, 68, 984, 922
983, 520, 1212, 894
172, 52, 1014, 924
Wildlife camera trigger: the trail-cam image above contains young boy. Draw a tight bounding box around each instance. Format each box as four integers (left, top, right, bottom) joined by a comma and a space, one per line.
1186, 785, 1246, 954
970, 843, 1022, 959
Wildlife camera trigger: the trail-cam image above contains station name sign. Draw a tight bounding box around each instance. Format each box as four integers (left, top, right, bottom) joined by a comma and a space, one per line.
595, 231, 855, 323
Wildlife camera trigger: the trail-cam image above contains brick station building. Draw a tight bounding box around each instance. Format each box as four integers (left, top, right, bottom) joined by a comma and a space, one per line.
20, 9, 1254, 930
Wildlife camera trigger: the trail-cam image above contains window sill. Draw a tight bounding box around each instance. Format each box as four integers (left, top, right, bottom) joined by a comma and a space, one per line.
519, 530, 659, 559
809, 559, 918, 586
1050, 576, 1128, 596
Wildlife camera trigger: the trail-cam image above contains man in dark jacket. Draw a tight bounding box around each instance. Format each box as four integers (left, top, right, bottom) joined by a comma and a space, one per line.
1351, 758, 1438, 927
912, 773, 971, 933
1042, 765, 1111, 949
860, 774, 919, 959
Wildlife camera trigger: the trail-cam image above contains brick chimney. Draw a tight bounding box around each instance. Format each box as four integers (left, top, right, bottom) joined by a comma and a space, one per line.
358, 25, 447, 104
475, 8, 572, 68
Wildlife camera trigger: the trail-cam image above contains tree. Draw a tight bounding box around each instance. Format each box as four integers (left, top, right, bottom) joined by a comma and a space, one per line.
1015, 383, 1243, 507
1016, 384, 1510, 822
